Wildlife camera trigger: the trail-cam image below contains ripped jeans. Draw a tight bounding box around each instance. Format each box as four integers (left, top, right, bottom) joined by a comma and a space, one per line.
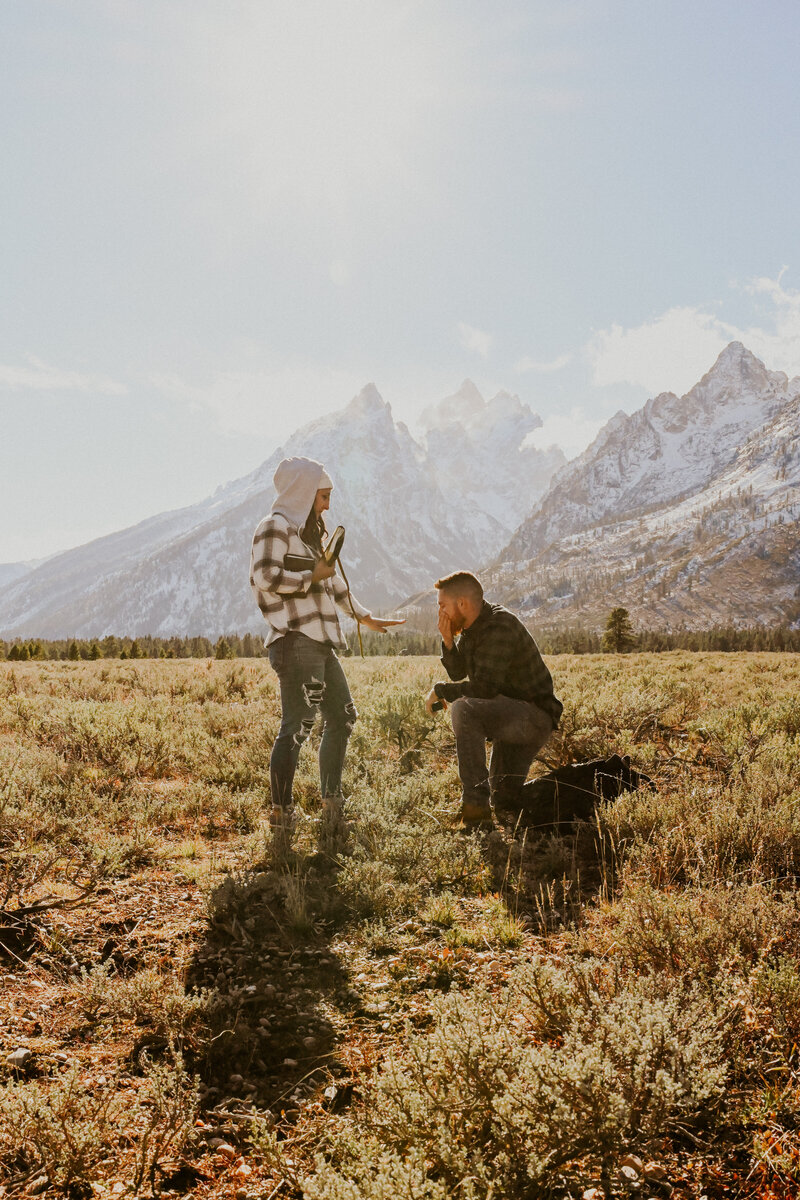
268, 632, 358, 809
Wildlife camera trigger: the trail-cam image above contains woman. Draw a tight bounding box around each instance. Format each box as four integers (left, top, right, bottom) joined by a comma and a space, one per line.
250, 456, 401, 836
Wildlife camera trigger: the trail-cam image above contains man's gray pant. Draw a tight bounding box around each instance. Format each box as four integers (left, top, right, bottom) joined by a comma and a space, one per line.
450, 695, 554, 810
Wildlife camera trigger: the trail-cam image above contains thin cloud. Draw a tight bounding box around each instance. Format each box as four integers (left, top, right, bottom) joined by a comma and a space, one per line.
525, 407, 606, 459
586, 307, 734, 396
0, 356, 127, 395
515, 352, 571, 374
458, 323, 493, 358
586, 272, 800, 396
738, 269, 800, 376
151, 365, 368, 442
156, 2, 458, 249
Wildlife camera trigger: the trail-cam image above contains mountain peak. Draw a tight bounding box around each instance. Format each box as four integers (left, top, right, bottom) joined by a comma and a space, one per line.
499, 340, 794, 577
455, 379, 484, 404
487, 387, 520, 408
347, 383, 391, 417
702, 342, 768, 387
419, 381, 485, 430
673, 340, 791, 419
486, 388, 536, 423
717, 340, 748, 360
353, 381, 385, 406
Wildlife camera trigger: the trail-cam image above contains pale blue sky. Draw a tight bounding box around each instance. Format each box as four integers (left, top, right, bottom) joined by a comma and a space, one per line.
2, 0, 799, 561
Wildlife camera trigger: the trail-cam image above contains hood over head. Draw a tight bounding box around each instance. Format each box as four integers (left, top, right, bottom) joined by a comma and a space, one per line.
270, 456, 333, 527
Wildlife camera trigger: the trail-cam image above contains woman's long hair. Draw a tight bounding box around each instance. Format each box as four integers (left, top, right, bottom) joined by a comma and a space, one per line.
301, 506, 325, 554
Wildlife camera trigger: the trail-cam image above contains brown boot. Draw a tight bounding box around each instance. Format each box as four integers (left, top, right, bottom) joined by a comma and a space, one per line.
269, 805, 297, 856
458, 800, 494, 829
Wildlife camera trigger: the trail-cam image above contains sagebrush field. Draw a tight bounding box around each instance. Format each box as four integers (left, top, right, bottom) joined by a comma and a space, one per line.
2, 653, 800, 1198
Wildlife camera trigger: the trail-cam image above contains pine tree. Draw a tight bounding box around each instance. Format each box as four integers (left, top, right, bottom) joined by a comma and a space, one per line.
601, 607, 637, 653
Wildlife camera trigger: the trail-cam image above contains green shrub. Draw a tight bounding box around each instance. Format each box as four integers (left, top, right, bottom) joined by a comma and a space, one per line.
129, 1054, 200, 1193
75, 962, 209, 1042
600, 767, 800, 886
751, 955, 800, 1053
584, 881, 790, 977
338, 778, 490, 920
306, 1150, 453, 1200
0, 1067, 121, 1194
314, 959, 732, 1197
369, 689, 438, 772
0, 1056, 198, 1195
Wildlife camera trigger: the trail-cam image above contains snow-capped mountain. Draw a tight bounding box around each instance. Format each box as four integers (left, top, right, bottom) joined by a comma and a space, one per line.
4, 345, 796, 639
490, 343, 800, 629
421, 381, 566, 529
504, 343, 791, 559
0, 382, 564, 638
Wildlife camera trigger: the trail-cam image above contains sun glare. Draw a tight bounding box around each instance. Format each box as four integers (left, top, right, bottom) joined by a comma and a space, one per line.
187, 3, 451, 227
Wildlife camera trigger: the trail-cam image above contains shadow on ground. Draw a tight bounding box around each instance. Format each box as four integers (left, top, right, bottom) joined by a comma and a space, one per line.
186, 817, 360, 1126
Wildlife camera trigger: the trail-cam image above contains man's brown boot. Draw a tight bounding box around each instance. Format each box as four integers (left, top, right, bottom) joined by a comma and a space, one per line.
458, 800, 494, 829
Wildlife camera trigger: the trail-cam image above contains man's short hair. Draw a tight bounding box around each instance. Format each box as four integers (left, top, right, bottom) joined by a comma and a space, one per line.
434, 571, 483, 604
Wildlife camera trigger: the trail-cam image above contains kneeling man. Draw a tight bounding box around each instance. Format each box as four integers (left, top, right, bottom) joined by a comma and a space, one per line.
425, 572, 562, 827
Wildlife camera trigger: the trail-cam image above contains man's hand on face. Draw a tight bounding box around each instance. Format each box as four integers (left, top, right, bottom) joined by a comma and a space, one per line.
438, 608, 455, 649
425, 686, 447, 715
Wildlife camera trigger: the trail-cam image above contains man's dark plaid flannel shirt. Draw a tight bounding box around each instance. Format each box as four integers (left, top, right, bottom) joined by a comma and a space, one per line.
434, 602, 562, 727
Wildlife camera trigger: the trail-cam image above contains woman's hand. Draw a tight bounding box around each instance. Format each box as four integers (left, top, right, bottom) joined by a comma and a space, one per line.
360, 615, 406, 633
311, 559, 336, 583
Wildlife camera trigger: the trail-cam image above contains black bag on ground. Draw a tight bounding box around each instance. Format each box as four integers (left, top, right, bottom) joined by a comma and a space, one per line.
498, 753, 653, 831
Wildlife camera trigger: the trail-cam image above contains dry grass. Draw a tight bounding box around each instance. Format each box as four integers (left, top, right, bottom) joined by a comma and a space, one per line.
1, 653, 800, 1197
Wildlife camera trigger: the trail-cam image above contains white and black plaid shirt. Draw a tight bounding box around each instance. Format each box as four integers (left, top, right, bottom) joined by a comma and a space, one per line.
250, 513, 370, 649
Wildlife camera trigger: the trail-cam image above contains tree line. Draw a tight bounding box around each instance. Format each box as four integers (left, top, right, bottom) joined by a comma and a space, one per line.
0, 634, 267, 661
536, 616, 800, 655
2, 618, 800, 662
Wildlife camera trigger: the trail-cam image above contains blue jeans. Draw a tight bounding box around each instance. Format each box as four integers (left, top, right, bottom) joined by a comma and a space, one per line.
268, 633, 358, 809
449, 695, 554, 810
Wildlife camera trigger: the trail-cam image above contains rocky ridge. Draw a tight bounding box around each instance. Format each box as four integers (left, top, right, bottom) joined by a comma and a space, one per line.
490, 344, 800, 630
